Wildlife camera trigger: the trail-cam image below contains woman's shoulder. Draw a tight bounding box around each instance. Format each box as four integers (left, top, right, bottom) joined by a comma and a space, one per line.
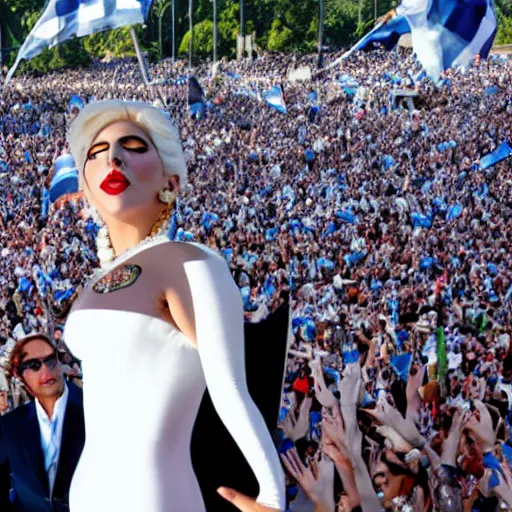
156, 240, 227, 265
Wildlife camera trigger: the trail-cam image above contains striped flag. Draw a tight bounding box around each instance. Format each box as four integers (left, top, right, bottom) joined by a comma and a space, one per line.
264, 85, 287, 114
7, 0, 153, 80
352, 15, 411, 52
396, 0, 497, 81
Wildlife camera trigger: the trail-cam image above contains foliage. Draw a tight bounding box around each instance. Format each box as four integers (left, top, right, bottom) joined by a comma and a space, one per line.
16, 38, 90, 74
178, 19, 214, 58
2, 0, 512, 75
83, 27, 140, 60
266, 20, 293, 52
495, 15, 512, 44
177, 3, 244, 60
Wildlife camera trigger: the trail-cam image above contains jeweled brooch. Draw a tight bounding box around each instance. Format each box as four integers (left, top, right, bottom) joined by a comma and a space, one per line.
93, 264, 142, 294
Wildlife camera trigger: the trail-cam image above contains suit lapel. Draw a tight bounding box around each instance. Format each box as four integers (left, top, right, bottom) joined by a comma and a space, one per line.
53, 382, 85, 501
21, 401, 50, 498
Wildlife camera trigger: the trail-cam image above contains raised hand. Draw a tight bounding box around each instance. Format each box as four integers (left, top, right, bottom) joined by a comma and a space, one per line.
281, 397, 312, 442
321, 409, 351, 468
338, 364, 362, 409
363, 400, 426, 449
280, 447, 332, 512
315, 451, 336, 512
310, 355, 338, 409
406, 363, 425, 420
464, 400, 496, 453
376, 425, 413, 454
441, 407, 469, 466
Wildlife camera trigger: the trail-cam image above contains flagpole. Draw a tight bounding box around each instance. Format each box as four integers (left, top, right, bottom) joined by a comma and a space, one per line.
240, 0, 244, 39
213, 0, 218, 73
313, 20, 386, 77
317, 0, 324, 69
0, 21, 3, 66
189, 0, 194, 70
172, 0, 176, 61
130, 27, 150, 85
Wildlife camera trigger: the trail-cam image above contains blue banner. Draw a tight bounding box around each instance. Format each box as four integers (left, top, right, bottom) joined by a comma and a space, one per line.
480, 141, 512, 170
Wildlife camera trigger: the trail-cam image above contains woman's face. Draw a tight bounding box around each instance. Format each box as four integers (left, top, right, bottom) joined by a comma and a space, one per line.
82, 120, 167, 220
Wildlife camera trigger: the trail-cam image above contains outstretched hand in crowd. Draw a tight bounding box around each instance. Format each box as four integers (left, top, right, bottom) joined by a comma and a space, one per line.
281, 396, 312, 442
312, 356, 338, 409
280, 447, 333, 512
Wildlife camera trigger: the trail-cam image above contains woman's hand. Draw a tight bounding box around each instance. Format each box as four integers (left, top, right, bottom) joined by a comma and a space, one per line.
217, 487, 282, 512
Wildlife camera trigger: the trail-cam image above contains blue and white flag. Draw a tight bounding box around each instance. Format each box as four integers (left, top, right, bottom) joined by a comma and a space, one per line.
49, 154, 79, 202
264, 86, 287, 114
352, 15, 411, 52
396, 0, 497, 81
480, 141, 512, 170
7, 0, 153, 80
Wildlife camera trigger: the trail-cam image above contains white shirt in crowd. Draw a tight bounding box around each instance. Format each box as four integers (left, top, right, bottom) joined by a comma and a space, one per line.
35, 383, 69, 497
447, 351, 463, 370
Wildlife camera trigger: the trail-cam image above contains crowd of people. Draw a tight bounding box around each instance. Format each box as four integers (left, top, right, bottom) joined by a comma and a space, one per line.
1, 45, 512, 511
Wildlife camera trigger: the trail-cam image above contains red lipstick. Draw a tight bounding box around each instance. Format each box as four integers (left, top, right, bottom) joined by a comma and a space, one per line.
100, 170, 130, 195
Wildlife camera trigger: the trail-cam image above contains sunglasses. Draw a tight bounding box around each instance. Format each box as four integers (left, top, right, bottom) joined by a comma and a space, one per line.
18, 353, 59, 375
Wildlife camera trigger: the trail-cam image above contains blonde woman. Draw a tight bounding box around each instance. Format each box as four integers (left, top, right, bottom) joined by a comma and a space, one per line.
64, 100, 285, 512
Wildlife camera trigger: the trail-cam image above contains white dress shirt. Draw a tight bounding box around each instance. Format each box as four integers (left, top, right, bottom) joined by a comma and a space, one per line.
35, 383, 69, 497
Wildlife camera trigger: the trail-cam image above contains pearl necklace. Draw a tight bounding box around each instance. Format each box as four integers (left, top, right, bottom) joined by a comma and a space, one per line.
93, 205, 173, 282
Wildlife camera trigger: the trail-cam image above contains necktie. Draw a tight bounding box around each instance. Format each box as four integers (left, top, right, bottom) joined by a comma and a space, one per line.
45, 418, 59, 474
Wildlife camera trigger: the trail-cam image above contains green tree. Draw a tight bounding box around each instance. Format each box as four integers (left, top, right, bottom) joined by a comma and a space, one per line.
83, 26, 141, 59
496, 0, 512, 17
267, 19, 293, 51
218, 1, 240, 58
495, 14, 512, 44
152, 0, 171, 59
17, 38, 90, 75
178, 19, 214, 58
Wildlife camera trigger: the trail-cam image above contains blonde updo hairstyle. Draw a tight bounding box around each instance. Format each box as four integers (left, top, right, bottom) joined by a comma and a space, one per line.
67, 99, 187, 188
66, 100, 186, 267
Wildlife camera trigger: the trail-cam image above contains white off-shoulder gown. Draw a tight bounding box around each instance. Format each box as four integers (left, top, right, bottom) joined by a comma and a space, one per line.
64, 238, 285, 512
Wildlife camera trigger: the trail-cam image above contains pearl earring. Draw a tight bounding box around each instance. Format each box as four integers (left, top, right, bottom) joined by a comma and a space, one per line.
158, 188, 176, 205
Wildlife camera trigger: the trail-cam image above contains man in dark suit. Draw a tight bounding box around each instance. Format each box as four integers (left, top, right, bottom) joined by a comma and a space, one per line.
0, 333, 85, 511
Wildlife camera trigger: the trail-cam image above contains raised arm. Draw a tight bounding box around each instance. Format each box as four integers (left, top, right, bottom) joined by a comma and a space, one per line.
168, 244, 285, 511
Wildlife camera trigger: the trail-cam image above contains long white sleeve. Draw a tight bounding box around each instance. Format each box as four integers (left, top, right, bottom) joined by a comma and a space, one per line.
184, 245, 286, 510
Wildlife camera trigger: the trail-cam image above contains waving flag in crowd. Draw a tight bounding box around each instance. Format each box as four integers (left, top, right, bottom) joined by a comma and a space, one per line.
351, 15, 411, 52
480, 141, 512, 170
322, 0, 497, 82
395, 0, 497, 81
7, 0, 153, 81
49, 154, 79, 202
264, 86, 287, 114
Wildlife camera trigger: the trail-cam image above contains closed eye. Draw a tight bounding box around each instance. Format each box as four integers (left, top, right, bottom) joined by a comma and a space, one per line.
119, 136, 148, 153
86, 136, 149, 160
87, 143, 108, 160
